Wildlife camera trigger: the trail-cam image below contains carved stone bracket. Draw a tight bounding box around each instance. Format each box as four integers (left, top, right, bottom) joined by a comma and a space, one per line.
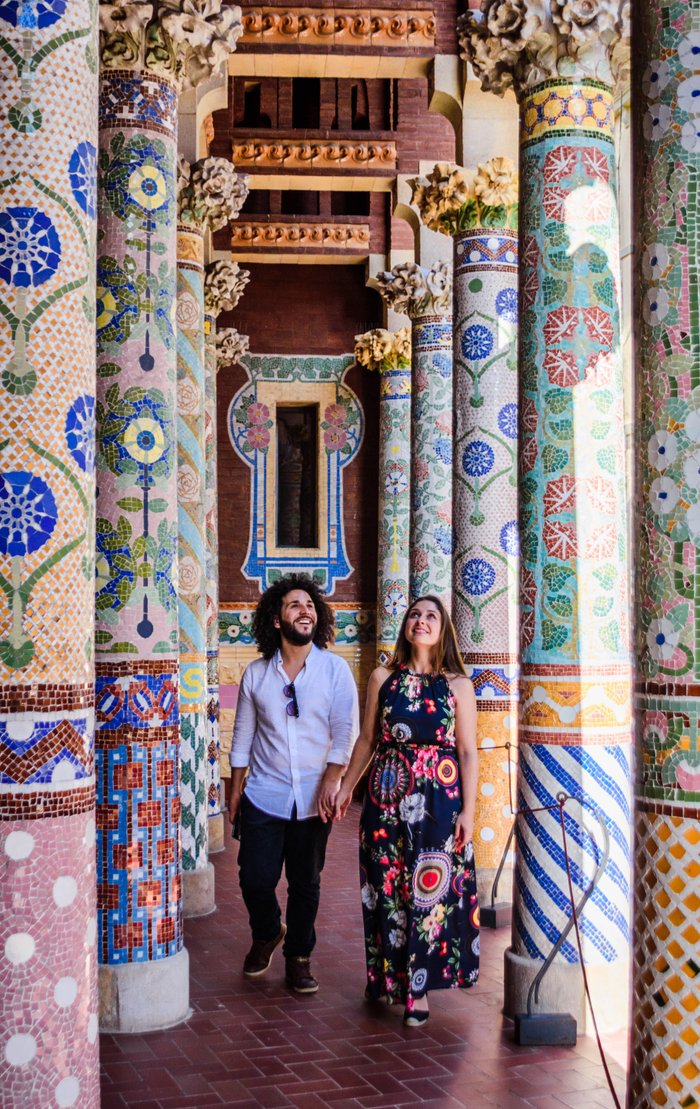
374, 261, 452, 318
204, 260, 251, 316
354, 327, 411, 372
408, 158, 518, 235
216, 327, 250, 366
178, 156, 249, 230
232, 139, 397, 171
230, 221, 370, 249
457, 0, 630, 96
240, 7, 436, 48
100, 0, 244, 89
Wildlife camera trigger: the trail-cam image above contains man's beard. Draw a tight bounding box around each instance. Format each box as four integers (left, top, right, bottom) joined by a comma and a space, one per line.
279, 616, 316, 646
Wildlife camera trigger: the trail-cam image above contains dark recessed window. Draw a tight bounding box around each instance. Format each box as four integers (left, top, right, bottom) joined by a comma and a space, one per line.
331, 192, 370, 217
292, 78, 321, 129
242, 81, 271, 127
281, 191, 320, 216
241, 190, 270, 215
277, 406, 318, 548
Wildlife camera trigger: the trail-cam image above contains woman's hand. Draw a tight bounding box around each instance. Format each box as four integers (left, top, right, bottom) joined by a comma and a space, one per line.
333, 783, 354, 821
454, 811, 474, 852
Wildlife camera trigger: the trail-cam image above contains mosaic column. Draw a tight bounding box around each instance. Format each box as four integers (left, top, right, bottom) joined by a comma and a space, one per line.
95, 0, 242, 1030
0, 3, 99, 1104
354, 328, 412, 663
461, 5, 632, 1027
410, 160, 520, 904
205, 323, 249, 854
375, 262, 453, 605
631, 4, 700, 1104
176, 158, 247, 909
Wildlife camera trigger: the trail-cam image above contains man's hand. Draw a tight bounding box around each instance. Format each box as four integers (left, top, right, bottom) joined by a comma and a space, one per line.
317, 764, 344, 823
228, 768, 247, 824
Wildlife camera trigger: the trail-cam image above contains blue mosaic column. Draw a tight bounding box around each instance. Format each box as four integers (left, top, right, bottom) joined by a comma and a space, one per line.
0, 2, 100, 1103
204, 312, 222, 851
459, 8, 632, 1027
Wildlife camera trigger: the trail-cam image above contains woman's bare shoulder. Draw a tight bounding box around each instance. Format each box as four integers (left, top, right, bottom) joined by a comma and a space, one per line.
443, 672, 475, 694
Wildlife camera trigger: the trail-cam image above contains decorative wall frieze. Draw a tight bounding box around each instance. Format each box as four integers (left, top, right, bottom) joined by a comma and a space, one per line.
457, 0, 630, 96
408, 157, 518, 235
374, 260, 452, 317
99, 0, 243, 89
354, 327, 410, 372
240, 7, 436, 48
232, 138, 397, 170
230, 221, 371, 249
217, 327, 250, 366
178, 156, 249, 230
204, 259, 251, 315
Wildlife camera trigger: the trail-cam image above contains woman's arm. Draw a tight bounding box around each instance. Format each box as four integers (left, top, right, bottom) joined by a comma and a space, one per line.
333, 665, 390, 819
449, 674, 478, 851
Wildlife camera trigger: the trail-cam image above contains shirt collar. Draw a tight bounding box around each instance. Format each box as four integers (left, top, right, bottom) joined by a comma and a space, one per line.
273, 643, 318, 678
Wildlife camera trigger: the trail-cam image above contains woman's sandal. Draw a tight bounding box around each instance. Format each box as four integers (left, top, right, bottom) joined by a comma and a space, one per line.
403, 1006, 430, 1027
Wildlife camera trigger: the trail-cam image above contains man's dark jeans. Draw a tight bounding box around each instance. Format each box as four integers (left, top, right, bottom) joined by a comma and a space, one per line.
238, 794, 332, 958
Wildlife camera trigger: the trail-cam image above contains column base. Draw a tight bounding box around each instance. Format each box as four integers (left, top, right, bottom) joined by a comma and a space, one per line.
477, 866, 513, 915
504, 946, 630, 1034
208, 812, 225, 854
182, 861, 216, 918
99, 947, 190, 1033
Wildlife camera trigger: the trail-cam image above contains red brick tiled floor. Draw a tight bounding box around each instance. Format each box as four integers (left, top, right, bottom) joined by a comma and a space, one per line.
99, 804, 629, 1108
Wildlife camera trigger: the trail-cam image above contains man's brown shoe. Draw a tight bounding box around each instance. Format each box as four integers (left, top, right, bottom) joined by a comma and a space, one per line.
285, 956, 319, 994
243, 924, 286, 977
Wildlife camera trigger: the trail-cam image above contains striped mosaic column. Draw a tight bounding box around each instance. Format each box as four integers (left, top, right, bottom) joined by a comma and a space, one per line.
631, 3, 700, 1103
375, 262, 453, 605
410, 160, 520, 903
95, 0, 242, 1030
0, 3, 99, 1103
354, 328, 411, 663
176, 158, 247, 909
461, 6, 632, 1027
205, 324, 249, 853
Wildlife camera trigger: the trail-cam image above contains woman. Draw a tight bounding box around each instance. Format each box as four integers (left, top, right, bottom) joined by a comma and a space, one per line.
334, 595, 479, 1026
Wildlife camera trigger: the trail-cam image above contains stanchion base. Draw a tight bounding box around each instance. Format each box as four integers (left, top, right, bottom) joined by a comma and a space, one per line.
514, 1012, 577, 1046
480, 902, 511, 929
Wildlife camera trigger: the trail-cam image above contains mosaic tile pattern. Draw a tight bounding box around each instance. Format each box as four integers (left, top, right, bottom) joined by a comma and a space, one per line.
219, 602, 376, 647
177, 229, 208, 871
453, 229, 519, 874
516, 81, 632, 970
410, 316, 452, 603
632, 2, 700, 1100
204, 315, 221, 820
227, 355, 363, 594
96, 69, 182, 966
0, 2, 99, 1104
375, 364, 411, 664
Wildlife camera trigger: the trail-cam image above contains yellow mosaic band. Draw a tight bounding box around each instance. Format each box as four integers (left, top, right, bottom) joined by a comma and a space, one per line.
520, 664, 633, 745
521, 80, 615, 144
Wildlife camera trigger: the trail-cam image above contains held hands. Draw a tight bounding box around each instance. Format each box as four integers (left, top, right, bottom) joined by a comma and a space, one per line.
333, 784, 353, 821
317, 766, 344, 823
454, 811, 474, 852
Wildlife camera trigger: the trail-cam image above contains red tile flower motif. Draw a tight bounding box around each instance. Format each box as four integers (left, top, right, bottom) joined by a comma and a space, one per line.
544, 349, 579, 387
544, 474, 577, 516
543, 519, 578, 560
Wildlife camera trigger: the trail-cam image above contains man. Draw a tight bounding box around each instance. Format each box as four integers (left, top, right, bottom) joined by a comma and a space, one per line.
228, 573, 359, 993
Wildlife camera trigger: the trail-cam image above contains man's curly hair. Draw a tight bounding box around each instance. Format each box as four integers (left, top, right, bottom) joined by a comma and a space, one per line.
253, 574, 335, 659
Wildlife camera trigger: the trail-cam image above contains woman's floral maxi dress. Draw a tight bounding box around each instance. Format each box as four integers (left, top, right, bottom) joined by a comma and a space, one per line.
360, 667, 479, 1007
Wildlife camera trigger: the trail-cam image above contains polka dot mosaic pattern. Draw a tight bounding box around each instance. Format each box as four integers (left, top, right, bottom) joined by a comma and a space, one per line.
633, 0, 700, 1101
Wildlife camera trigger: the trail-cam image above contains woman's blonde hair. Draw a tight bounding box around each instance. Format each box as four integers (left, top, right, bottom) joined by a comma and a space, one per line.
389, 594, 467, 676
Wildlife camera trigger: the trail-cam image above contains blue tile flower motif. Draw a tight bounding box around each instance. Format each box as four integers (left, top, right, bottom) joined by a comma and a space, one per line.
96, 256, 140, 346
0, 0, 66, 27
65, 395, 95, 474
103, 134, 174, 226
0, 207, 61, 288
461, 323, 494, 362
497, 402, 518, 440
433, 524, 452, 555
495, 286, 518, 323
462, 558, 496, 597
432, 352, 452, 379
500, 520, 520, 556
68, 142, 97, 219
462, 440, 494, 477
434, 436, 452, 465
0, 471, 57, 556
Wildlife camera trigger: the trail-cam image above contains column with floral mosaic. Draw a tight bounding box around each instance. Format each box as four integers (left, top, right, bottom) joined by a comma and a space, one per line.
409, 158, 520, 904
95, 0, 242, 1030
205, 322, 249, 852
176, 157, 247, 909
354, 328, 412, 663
632, 3, 700, 1103
0, 1, 99, 1103
375, 262, 453, 605
460, 4, 632, 1025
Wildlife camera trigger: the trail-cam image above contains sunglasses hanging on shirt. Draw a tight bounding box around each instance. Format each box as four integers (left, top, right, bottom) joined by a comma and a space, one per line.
283, 681, 299, 718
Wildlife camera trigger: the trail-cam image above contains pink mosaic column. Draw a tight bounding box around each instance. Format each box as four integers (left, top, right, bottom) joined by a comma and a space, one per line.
0, 1, 99, 1104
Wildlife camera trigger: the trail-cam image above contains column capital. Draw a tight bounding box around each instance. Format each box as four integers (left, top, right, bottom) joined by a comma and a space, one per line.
354, 328, 411, 373
408, 158, 518, 236
204, 259, 250, 316
457, 0, 630, 97
216, 326, 249, 367
99, 0, 243, 90
374, 261, 452, 319
178, 156, 249, 230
